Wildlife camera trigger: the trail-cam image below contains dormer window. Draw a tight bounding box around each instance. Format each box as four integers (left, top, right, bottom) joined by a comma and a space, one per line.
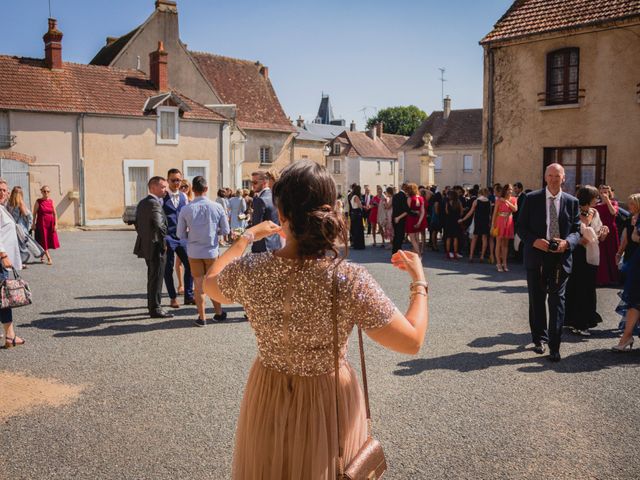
157, 106, 179, 144
546, 48, 579, 105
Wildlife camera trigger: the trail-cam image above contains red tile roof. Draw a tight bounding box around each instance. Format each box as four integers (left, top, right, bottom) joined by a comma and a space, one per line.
402, 109, 483, 150
190, 51, 295, 133
0, 55, 224, 121
482, 0, 640, 44
339, 131, 407, 159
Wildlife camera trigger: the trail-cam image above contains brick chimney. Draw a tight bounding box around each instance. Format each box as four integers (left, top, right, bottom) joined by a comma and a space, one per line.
43, 18, 63, 70
350, 120, 356, 132
367, 124, 377, 141
259, 65, 269, 79
149, 41, 169, 91
443, 95, 451, 120
296, 115, 304, 128
155, 0, 178, 13
375, 121, 384, 137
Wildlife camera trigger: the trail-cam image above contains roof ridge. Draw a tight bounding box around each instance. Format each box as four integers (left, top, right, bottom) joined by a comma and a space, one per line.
188, 50, 258, 65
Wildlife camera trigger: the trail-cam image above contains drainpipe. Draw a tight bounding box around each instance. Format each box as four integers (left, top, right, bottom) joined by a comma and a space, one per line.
486, 47, 495, 187
76, 113, 86, 226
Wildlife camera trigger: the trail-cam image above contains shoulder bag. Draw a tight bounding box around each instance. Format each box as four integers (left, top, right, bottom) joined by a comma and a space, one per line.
1, 267, 32, 309
332, 269, 387, 479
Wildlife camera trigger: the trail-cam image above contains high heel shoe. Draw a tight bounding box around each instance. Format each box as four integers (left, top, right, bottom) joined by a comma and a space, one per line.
496, 264, 503, 272
503, 264, 509, 272
611, 338, 634, 352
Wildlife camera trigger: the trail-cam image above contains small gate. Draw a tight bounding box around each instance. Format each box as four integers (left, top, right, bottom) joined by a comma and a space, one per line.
0, 159, 30, 206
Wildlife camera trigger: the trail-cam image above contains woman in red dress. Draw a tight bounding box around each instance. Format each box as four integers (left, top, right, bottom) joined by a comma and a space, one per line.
491, 184, 517, 272
594, 185, 620, 286
31, 185, 60, 265
405, 183, 426, 256
369, 186, 383, 247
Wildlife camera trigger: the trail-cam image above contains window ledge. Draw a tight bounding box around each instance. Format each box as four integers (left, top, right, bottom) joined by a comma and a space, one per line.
539, 102, 581, 111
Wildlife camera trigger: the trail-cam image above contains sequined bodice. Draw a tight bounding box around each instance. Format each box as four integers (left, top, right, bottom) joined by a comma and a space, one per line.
217, 252, 395, 376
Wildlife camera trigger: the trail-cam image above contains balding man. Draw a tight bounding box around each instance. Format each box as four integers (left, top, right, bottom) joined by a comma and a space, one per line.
517, 163, 581, 362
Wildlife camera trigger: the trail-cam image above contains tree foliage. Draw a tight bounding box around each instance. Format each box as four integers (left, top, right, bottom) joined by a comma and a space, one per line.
365, 105, 427, 136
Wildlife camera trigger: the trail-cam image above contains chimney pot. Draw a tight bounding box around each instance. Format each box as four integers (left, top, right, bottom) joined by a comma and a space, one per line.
149, 41, 169, 91
350, 120, 356, 132
443, 95, 452, 120
43, 18, 63, 70
155, 0, 178, 13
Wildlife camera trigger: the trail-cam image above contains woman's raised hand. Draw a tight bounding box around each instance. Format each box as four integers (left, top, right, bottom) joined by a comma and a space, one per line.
247, 221, 281, 241
391, 250, 425, 281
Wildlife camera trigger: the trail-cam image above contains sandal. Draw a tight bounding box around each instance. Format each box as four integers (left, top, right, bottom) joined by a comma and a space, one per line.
4, 336, 25, 348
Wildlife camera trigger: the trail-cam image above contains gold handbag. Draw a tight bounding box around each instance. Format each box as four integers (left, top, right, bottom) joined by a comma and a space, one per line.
331, 271, 387, 480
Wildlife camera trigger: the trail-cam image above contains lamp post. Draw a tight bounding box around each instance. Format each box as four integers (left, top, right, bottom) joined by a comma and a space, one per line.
419, 133, 436, 186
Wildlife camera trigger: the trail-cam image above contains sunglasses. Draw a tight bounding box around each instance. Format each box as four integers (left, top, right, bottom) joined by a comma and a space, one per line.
42, 190, 50, 193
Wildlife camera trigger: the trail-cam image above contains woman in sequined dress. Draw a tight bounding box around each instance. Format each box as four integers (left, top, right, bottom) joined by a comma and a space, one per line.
205, 160, 429, 479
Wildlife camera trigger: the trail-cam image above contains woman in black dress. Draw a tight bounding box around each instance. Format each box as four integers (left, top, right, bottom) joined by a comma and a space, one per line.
458, 187, 491, 262
349, 185, 365, 250
565, 186, 609, 335
444, 190, 463, 260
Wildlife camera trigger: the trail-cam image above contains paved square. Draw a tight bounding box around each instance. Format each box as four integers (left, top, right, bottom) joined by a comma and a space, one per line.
1, 231, 638, 479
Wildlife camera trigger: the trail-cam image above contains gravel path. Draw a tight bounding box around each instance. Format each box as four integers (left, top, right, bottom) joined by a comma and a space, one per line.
1, 231, 638, 479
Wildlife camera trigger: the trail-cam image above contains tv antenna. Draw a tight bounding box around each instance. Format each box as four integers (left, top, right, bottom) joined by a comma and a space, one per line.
48, 0, 52, 17
438, 68, 447, 107
358, 106, 377, 123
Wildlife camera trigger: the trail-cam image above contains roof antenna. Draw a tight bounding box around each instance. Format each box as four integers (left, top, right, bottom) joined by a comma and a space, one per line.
438, 68, 447, 109
48, 0, 52, 18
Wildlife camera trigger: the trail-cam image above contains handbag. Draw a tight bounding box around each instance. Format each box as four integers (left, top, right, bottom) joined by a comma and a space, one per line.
1, 267, 32, 309
331, 270, 387, 479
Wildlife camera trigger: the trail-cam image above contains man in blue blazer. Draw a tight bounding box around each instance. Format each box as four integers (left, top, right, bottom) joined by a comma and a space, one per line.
250, 170, 282, 253
517, 163, 581, 362
163, 168, 194, 307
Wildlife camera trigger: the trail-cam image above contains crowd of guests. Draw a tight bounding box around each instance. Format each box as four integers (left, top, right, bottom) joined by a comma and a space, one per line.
133, 168, 282, 326
1, 179, 61, 349
343, 174, 640, 358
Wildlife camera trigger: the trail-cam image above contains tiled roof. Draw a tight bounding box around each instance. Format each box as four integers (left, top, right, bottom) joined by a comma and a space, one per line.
0, 55, 223, 121
90, 27, 140, 66
402, 109, 483, 150
341, 131, 407, 159
190, 51, 295, 133
481, 0, 640, 44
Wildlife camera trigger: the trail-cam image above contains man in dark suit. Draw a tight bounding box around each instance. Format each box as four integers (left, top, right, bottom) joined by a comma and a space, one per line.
362, 185, 373, 235
391, 183, 410, 254
250, 170, 282, 253
517, 164, 580, 362
134, 176, 173, 318
163, 168, 194, 308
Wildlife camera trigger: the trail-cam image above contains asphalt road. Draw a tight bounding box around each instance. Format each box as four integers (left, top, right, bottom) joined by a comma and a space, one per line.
1, 231, 638, 479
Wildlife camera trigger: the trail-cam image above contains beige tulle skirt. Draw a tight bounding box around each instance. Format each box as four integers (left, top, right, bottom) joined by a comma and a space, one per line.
232, 359, 368, 479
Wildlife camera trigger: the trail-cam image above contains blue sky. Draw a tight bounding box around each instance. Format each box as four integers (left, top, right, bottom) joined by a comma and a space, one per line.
3, 0, 513, 129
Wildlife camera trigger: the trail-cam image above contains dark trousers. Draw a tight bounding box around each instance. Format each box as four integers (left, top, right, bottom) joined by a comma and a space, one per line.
526, 254, 569, 353
392, 219, 406, 254
146, 250, 166, 313
164, 243, 193, 301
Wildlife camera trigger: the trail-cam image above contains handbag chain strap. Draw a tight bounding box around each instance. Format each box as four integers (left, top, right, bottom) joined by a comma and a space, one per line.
332, 266, 373, 476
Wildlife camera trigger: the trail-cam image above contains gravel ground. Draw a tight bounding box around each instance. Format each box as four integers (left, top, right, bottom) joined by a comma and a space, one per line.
1, 231, 638, 479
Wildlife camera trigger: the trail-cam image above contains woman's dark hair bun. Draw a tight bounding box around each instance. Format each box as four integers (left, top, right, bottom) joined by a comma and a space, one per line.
273, 161, 348, 259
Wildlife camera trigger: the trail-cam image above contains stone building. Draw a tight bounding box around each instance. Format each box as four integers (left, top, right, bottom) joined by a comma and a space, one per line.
481, 0, 640, 197
91, 0, 295, 190
401, 97, 483, 188
326, 124, 407, 195
0, 20, 226, 226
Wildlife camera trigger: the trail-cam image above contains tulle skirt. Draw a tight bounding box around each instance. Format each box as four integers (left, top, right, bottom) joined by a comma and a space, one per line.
232, 359, 368, 479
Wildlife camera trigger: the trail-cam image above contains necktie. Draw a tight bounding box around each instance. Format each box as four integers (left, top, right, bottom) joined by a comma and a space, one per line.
549, 196, 560, 239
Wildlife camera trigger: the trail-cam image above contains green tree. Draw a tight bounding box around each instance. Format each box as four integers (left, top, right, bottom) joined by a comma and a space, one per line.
366, 105, 427, 136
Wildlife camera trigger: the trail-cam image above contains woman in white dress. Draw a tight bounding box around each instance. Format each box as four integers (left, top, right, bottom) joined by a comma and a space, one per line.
377, 186, 394, 249
229, 189, 248, 231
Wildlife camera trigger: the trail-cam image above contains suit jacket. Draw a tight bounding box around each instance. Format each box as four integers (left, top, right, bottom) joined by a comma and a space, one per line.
392, 191, 410, 218
162, 190, 188, 249
517, 188, 581, 272
134, 195, 168, 260
251, 188, 282, 253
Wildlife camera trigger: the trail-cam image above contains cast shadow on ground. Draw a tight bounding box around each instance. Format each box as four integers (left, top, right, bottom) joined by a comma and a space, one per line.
75, 293, 147, 300
395, 341, 640, 375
